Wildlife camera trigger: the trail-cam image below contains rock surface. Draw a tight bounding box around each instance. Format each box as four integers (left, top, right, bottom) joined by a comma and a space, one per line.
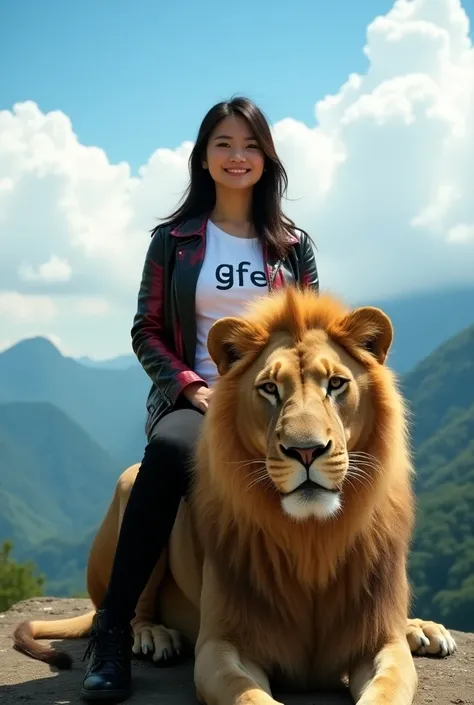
1, 597, 473, 704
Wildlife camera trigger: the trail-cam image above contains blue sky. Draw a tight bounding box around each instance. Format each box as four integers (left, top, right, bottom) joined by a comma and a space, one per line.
0, 0, 430, 172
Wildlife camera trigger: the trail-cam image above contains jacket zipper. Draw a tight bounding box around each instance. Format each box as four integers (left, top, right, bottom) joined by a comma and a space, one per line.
268, 261, 282, 291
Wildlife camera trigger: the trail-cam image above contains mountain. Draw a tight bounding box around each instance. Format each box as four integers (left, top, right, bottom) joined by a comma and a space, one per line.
15, 529, 96, 597
76, 354, 137, 370
0, 488, 57, 551
402, 322, 474, 448
0, 337, 148, 465
0, 401, 120, 549
403, 323, 474, 631
414, 405, 474, 491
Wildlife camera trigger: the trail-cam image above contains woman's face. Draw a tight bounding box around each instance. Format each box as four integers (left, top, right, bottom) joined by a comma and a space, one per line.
203, 115, 265, 191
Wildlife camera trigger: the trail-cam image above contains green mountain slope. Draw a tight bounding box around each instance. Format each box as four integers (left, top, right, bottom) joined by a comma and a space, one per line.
403, 325, 474, 631
0, 337, 148, 464
0, 401, 121, 547
402, 323, 474, 447
15, 529, 96, 597
0, 488, 57, 549
415, 404, 474, 491
0, 420, 65, 544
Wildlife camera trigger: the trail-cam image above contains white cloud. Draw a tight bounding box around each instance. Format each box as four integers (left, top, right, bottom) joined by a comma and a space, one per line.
447, 222, 474, 242
0, 292, 57, 322
0, 0, 473, 357
18, 254, 72, 283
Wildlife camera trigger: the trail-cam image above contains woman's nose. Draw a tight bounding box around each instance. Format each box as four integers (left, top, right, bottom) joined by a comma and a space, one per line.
229, 149, 246, 162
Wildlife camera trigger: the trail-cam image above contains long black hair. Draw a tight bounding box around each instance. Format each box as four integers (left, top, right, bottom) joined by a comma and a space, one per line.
155, 96, 302, 259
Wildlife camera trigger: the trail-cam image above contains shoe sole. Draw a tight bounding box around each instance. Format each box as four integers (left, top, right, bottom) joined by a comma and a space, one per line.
80, 687, 132, 702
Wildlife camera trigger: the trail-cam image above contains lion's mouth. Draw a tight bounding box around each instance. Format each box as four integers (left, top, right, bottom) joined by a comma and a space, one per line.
281, 479, 340, 497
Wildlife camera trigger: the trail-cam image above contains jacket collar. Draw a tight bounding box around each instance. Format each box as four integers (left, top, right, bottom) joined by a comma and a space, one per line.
170, 214, 208, 238
171, 212, 299, 245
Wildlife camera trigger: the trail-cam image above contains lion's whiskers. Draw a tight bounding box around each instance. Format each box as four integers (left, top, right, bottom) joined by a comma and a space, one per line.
217, 403, 383, 498
346, 463, 375, 491
226, 458, 267, 474
348, 451, 383, 475
224, 458, 267, 466
244, 467, 275, 493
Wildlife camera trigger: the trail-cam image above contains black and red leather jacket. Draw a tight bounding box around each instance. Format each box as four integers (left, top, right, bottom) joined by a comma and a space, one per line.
130, 213, 319, 432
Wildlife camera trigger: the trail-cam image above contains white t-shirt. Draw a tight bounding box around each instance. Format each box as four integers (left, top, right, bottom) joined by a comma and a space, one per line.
194, 220, 268, 386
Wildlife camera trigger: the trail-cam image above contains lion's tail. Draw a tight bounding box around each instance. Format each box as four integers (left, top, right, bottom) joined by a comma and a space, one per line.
12, 610, 96, 669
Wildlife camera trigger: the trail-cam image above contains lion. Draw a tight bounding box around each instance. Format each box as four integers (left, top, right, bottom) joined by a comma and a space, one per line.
13, 287, 456, 704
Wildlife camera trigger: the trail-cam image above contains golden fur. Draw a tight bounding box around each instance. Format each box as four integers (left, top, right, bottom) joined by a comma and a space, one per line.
12, 288, 456, 704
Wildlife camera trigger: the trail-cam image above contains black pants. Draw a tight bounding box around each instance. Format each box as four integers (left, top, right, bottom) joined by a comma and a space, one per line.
100, 401, 204, 623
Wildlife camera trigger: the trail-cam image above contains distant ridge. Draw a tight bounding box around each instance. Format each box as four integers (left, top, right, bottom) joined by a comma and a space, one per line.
0, 337, 149, 464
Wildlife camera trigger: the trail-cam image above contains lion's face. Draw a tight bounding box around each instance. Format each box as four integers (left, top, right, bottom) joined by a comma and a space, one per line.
247, 329, 372, 520
207, 289, 394, 523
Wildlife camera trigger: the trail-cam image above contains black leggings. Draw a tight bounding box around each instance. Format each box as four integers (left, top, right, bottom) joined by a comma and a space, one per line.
100, 402, 204, 623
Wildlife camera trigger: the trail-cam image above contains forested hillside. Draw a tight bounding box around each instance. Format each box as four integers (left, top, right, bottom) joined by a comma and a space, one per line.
403, 324, 474, 630
0, 401, 120, 594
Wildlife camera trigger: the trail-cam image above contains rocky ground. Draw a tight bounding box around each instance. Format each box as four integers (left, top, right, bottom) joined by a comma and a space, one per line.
0, 597, 473, 705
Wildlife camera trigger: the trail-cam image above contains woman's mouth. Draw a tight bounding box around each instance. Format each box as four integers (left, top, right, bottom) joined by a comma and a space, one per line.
224, 168, 250, 175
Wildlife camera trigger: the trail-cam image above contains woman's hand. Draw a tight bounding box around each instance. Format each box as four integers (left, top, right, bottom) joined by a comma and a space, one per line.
182, 382, 213, 413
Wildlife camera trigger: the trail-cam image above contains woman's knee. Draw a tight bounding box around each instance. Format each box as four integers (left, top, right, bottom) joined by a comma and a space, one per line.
147, 410, 202, 460
145, 433, 184, 463
139, 408, 202, 484
142, 429, 193, 480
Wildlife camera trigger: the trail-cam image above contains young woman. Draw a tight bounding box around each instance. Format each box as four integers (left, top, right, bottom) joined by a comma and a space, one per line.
81, 96, 319, 701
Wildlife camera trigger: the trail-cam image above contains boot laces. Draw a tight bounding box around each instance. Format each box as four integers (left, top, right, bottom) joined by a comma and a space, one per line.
83, 625, 130, 668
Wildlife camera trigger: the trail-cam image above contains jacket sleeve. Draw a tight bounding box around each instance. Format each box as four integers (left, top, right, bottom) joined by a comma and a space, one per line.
130, 228, 206, 404
299, 232, 319, 292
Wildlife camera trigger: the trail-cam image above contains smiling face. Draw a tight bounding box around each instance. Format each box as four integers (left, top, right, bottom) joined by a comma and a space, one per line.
203, 114, 265, 191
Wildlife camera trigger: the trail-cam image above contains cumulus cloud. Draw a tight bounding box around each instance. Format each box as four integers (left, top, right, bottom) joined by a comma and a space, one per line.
0, 292, 57, 322
276, 0, 474, 301
0, 0, 473, 357
18, 255, 72, 283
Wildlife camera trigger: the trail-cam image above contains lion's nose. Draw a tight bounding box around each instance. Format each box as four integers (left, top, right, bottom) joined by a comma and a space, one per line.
280, 441, 331, 467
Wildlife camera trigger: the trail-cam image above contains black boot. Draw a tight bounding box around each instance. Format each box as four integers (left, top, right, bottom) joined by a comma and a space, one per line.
80, 609, 133, 702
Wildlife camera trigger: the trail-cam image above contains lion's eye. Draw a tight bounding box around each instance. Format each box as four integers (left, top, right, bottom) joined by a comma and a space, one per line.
327, 376, 349, 394
260, 382, 278, 396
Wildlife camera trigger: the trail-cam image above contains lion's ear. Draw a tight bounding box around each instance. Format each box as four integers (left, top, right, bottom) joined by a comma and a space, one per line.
207, 317, 266, 376
340, 306, 393, 364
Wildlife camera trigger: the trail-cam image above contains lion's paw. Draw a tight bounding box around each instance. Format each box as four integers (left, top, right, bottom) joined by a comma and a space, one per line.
132, 620, 183, 664
406, 617, 457, 658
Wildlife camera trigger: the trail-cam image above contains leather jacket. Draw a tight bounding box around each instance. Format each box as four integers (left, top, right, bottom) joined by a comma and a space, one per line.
130, 213, 319, 435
